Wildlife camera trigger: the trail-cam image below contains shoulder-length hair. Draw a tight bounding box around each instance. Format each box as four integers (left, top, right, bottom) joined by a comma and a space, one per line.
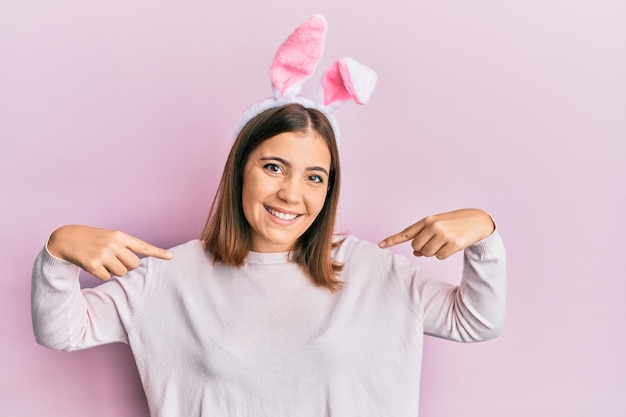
200, 103, 344, 291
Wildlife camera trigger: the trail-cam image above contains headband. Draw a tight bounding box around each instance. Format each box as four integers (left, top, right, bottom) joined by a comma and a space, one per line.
234, 15, 378, 143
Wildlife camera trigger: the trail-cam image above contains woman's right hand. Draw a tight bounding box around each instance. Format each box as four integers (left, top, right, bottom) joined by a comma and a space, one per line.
47, 225, 174, 281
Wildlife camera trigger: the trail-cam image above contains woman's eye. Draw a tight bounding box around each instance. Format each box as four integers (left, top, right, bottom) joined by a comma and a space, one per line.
264, 164, 282, 174
308, 175, 324, 184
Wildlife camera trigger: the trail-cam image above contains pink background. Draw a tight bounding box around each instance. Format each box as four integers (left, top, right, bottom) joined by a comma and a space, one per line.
1, 0, 625, 416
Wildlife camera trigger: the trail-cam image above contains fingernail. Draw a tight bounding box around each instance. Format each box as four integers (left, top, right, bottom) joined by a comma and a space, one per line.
378, 241, 386, 248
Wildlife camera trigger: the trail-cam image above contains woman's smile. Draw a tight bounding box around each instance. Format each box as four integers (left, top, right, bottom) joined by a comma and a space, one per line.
264, 205, 302, 222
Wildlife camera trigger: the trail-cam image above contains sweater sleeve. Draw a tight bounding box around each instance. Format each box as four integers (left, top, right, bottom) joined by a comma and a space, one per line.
31, 246, 149, 351
404, 231, 507, 342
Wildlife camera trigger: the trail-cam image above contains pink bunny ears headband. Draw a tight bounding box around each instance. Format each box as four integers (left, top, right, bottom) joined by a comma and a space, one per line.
235, 14, 378, 143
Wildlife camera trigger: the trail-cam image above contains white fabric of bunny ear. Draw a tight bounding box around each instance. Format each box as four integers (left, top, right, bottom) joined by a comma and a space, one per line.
319, 57, 378, 112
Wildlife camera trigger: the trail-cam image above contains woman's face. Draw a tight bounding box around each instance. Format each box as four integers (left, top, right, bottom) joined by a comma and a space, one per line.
242, 130, 331, 253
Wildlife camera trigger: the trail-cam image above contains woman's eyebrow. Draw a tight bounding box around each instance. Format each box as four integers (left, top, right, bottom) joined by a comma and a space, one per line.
260, 156, 329, 176
308, 166, 329, 176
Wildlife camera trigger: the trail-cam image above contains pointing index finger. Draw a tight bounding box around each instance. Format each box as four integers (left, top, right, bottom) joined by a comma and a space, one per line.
126, 235, 174, 260
378, 220, 425, 249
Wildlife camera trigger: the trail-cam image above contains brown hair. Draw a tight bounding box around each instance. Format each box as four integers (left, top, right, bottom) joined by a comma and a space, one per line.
201, 103, 344, 291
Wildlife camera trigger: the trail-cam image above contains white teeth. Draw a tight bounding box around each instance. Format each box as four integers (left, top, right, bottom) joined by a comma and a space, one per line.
266, 207, 298, 221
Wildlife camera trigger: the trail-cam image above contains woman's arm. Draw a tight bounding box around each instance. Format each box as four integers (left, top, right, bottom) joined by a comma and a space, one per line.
31, 225, 173, 350
381, 209, 506, 342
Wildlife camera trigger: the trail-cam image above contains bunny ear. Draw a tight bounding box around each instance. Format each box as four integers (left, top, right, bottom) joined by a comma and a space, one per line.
320, 57, 378, 110
270, 15, 327, 99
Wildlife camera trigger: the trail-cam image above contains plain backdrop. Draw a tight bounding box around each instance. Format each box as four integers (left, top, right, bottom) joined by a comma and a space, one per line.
1, 0, 624, 416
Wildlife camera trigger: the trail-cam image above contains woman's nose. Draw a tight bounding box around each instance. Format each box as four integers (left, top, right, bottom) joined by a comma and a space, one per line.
276, 177, 302, 204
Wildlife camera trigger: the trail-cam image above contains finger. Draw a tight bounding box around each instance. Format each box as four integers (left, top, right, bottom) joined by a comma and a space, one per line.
124, 235, 173, 260
104, 258, 130, 278
434, 242, 463, 260
116, 249, 142, 271
378, 220, 425, 248
419, 234, 447, 258
410, 229, 436, 253
90, 265, 113, 282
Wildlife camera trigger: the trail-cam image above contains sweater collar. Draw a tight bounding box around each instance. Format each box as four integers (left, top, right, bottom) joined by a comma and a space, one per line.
245, 251, 292, 265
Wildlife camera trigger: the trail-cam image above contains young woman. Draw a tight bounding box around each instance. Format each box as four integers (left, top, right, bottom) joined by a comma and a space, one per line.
32, 103, 506, 416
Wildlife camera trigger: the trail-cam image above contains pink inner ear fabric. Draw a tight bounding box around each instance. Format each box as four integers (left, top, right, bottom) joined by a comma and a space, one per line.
322, 60, 353, 107
270, 15, 327, 97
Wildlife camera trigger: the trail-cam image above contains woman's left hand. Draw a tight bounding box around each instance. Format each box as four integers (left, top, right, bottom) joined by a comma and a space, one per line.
378, 208, 495, 259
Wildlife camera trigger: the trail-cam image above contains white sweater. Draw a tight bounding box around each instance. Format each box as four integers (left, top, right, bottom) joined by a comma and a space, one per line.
31, 232, 506, 417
